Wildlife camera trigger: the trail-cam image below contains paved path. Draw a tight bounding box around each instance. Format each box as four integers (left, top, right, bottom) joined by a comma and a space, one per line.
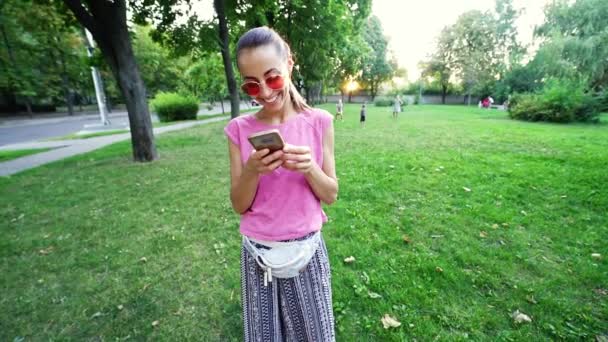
0, 116, 229, 177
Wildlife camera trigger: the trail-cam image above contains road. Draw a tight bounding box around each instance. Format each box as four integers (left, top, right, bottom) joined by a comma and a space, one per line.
0, 101, 254, 147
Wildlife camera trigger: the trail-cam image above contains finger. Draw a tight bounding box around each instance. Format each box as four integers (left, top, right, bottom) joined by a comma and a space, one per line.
263, 159, 283, 172
261, 150, 284, 165
282, 153, 310, 162
253, 149, 270, 159
283, 145, 310, 154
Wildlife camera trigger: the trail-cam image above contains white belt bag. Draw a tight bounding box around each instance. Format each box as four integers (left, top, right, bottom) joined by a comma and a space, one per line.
243, 232, 321, 286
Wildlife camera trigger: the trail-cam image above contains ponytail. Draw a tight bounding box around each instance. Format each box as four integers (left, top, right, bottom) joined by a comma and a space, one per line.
288, 78, 311, 113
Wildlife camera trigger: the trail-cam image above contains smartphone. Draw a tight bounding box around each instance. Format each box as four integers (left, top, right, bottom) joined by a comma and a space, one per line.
247, 129, 285, 152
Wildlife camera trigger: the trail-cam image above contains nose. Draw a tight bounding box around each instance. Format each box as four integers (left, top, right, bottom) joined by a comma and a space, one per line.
257, 82, 273, 98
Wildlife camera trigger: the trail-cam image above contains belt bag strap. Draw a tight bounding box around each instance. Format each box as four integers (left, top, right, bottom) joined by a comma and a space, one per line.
243, 232, 321, 285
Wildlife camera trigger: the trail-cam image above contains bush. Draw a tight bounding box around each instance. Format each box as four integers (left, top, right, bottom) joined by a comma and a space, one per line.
151, 92, 199, 122
508, 79, 599, 123
374, 97, 393, 107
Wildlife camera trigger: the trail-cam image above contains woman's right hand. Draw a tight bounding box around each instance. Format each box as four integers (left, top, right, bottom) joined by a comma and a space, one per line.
244, 149, 284, 175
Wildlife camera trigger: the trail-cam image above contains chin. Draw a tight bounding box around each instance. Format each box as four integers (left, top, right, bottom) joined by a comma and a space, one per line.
261, 90, 287, 111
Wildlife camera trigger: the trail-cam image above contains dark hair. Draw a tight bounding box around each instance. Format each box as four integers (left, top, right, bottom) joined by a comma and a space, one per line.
236, 27, 310, 113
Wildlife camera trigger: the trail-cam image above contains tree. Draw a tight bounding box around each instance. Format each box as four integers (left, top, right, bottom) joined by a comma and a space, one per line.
0, 0, 88, 115
131, 25, 186, 97
63, 0, 158, 161
231, 0, 372, 104
447, 10, 499, 104
213, 0, 239, 118
360, 16, 394, 101
494, 0, 525, 76
421, 26, 458, 104
182, 54, 227, 110
535, 0, 608, 90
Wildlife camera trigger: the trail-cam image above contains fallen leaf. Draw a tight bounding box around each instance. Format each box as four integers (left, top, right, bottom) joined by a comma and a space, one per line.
389, 165, 395, 169
117, 305, 124, 310
502, 223, 509, 227
561, 195, 567, 199
402, 235, 412, 244
151, 320, 160, 327
39, 246, 54, 255
344, 256, 356, 263
435, 266, 444, 273
520, 210, 528, 216
368, 292, 382, 299
491, 224, 499, 229
140, 257, 147, 263
591, 253, 602, 259
512, 310, 532, 323
479, 231, 488, 238
594, 288, 607, 296
91, 311, 103, 319
463, 187, 472, 192
381, 314, 401, 329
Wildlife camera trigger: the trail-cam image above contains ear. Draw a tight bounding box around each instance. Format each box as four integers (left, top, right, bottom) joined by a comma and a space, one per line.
287, 54, 294, 75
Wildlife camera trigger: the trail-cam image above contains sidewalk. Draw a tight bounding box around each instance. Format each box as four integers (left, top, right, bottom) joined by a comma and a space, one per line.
0, 116, 229, 177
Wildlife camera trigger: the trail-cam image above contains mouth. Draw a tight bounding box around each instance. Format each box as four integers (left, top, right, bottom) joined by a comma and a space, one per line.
260, 91, 282, 105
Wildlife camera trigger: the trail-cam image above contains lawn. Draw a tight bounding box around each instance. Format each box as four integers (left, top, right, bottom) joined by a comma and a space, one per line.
1, 104, 606, 340
0, 148, 54, 162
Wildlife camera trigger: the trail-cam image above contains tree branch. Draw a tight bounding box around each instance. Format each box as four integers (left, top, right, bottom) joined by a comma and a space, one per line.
62, 0, 96, 33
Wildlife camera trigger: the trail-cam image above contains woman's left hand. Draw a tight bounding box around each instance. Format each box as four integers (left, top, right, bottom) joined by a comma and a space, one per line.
282, 144, 315, 174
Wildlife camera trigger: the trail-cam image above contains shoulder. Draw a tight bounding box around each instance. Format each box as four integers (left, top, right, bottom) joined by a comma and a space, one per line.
301, 107, 333, 127
224, 113, 256, 144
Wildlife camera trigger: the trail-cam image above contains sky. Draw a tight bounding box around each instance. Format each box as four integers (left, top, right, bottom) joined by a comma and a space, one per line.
371, 0, 553, 81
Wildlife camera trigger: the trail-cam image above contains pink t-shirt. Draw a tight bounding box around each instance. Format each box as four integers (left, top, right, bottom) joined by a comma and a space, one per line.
224, 108, 333, 241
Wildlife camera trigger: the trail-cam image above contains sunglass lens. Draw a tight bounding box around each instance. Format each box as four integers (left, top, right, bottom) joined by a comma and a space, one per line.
241, 83, 260, 96
266, 75, 284, 90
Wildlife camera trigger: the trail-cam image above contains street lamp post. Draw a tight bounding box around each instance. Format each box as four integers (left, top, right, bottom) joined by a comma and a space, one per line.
84, 29, 110, 125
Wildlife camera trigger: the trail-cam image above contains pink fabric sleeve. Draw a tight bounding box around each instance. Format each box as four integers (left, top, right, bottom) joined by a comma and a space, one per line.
317, 109, 333, 137
224, 119, 240, 146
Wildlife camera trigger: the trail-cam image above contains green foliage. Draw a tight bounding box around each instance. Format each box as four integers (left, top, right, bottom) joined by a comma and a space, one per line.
0, 0, 89, 111
509, 79, 600, 123
131, 25, 187, 95
373, 97, 392, 107
360, 16, 395, 99
535, 0, 608, 90
151, 92, 199, 122
413, 93, 420, 105
180, 53, 227, 103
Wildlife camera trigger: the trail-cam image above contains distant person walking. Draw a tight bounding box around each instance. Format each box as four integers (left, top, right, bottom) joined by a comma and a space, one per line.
335, 99, 344, 121
392, 95, 402, 118
360, 102, 367, 127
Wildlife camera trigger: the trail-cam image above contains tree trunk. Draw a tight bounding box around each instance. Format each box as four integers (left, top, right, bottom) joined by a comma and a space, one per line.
441, 84, 447, 105
64, 0, 157, 162
214, 0, 240, 119
58, 48, 74, 116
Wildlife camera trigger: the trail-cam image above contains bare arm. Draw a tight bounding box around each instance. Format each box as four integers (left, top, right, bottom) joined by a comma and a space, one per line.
228, 141, 284, 214
282, 119, 338, 204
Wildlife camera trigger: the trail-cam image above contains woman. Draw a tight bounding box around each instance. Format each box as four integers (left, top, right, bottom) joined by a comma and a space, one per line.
224, 26, 338, 341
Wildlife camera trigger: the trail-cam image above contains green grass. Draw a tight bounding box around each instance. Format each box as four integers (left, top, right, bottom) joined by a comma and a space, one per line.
0, 148, 53, 162
1, 105, 606, 340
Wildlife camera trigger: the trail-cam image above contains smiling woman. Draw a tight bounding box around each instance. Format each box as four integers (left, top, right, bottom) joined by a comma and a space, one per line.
223, 26, 339, 341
